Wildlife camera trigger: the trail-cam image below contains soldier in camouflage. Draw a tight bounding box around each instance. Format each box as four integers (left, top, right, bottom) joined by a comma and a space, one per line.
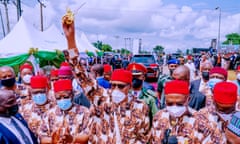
157, 59, 179, 109
127, 63, 158, 123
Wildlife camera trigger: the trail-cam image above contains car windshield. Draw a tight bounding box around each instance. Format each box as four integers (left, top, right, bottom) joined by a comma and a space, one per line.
132, 56, 155, 64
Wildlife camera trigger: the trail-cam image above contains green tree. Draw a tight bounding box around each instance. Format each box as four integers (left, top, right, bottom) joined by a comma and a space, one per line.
101, 44, 112, 52
153, 45, 164, 55
92, 40, 103, 50
120, 48, 131, 55
223, 33, 240, 45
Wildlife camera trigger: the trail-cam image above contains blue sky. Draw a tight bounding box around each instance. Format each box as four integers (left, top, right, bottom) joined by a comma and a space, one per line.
1, 0, 240, 53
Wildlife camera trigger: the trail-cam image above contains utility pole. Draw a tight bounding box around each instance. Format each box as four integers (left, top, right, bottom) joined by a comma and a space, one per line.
0, 9, 5, 37
1, 0, 10, 33
215, 7, 221, 51
12, 0, 22, 20
16, 0, 22, 20
37, 0, 46, 31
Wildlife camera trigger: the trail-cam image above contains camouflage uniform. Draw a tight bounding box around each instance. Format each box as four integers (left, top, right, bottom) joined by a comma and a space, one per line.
131, 88, 158, 123
19, 100, 53, 138
157, 74, 172, 109
38, 104, 91, 143
88, 96, 150, 144
64, 49, 151, 143
150, 107, 225, 144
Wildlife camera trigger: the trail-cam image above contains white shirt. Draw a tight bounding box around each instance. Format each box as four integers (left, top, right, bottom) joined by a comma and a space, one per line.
0, 116, 33, 144
185, 62, 196, 82
198, 79, 210, 93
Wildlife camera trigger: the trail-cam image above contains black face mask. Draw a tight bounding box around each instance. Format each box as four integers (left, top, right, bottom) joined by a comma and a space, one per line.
132, 78, 143, 89
1, 77, 16, 87
202, 71, 209, 80
7, 104, 19, 116
169, 69, 174, 76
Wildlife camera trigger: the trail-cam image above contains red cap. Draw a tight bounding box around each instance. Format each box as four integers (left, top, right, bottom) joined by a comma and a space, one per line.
50, 69, 59, 77
213, 82, 237, 104
187, 55, 192, 60
58, 66, 72, 76
54, 79, 72, 92
165, 80, 189, 95
103, 64, 112, 73
127, 63, 147, 75
60, 62, 70, 67
111, 69, 132, 84
237, 66, 240, 71
210, 67, 228, 79
20, 63, 33, 72
30, 75, 48, 89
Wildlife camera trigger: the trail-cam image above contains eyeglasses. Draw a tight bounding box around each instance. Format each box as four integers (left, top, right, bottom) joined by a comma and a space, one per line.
111, 83, 128, 89
209, 75, 225, 80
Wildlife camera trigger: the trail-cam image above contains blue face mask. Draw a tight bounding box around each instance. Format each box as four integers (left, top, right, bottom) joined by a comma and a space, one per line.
208, 78, 223, 89
32, 93, 47, 105
57, 98, 72, 111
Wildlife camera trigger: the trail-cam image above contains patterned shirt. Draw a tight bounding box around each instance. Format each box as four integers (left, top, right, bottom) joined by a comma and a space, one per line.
150, 107, 225, 144
20, 101, 52, 138
17, 84, 32, 113
63, 49, 150, 143
38, 104, 91, 143
88, 96, 150, 144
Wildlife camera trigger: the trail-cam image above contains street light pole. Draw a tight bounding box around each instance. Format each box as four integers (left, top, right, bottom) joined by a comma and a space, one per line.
215, 7, 221, 51
37, 0, 46, 32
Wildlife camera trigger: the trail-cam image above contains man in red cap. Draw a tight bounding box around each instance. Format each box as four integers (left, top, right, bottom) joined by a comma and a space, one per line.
204, 66, 228, 111
19, 63, 34, 85
38, 79, 91, 143
87, 69, 150, 143
20, 75, 53, 138
151, 80, 223, 143
17, 63, 34, 107
95, 64, 112, 89
127, 62, 158, 122
58, 64, 90, 108
62, 17, 150, 143
194, 81, 238, 143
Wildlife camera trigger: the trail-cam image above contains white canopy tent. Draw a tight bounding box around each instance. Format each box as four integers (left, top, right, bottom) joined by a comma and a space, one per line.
0, 17, 98, 58
0, 17, 42, 57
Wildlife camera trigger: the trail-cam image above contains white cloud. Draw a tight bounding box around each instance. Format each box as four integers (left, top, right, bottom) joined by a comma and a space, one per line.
0, 0, 240, 53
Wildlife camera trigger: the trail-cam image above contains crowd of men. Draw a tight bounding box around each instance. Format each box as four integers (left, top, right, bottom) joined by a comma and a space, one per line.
0, 17, 240, 144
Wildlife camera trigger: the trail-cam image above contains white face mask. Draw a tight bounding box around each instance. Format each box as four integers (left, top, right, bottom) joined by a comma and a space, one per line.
166, 105, 186, 117
237, 73, 240, 80
111, 89, 126, 104
22, 74, 32, 84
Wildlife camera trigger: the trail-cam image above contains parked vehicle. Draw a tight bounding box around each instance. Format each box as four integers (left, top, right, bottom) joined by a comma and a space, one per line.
130, 54, 160, 80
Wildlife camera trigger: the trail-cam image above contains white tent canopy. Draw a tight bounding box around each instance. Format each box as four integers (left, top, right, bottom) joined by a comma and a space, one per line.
0, 17, 98, 57
0, 17, 42, 57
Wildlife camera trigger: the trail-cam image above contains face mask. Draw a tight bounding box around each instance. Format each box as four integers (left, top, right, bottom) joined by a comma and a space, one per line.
208, 78, 223, 89
218, 112, 232, 122
1, 77, 16, 87
22, 74, 32, 84
169, 69, 174, 76
132, 78, 143, 89
57, 98, 72, 111
237, 73, 240, 80
7, 104, 19, 116
32, 93, 47, 105
202, 71, 209, 81
111, 89, 126, 104
166, 105, 186, 117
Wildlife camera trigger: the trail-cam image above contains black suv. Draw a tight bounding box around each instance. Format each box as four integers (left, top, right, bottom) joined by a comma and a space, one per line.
130, 54, 160, 80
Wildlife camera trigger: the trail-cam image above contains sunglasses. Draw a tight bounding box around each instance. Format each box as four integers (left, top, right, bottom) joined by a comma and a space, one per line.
111, 83, 128, 89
